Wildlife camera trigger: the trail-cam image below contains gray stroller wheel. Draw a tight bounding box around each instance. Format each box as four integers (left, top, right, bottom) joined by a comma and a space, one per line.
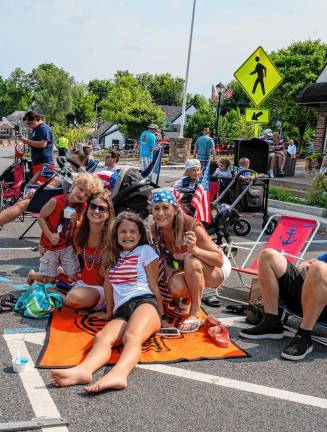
233, 219, 251, 236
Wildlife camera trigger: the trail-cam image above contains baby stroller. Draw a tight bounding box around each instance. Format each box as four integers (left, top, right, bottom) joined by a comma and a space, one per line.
111, 146, 163, 218
180, 139, 271, 245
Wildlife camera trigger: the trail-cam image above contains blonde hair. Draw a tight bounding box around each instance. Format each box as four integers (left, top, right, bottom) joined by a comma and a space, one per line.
73, 172, 103, 195
239, 157, 250, 168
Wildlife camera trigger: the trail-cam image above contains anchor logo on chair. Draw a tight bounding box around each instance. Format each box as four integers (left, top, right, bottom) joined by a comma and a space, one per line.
280, 226, 299, 246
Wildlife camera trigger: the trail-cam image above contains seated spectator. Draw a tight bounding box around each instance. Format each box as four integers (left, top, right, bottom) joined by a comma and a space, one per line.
0, 149, 89, 228
96, 149, 121, 190
215, 158, 232, 178
239, 248, 327, 361
272, 131, 286, 177
286, 140, 297, 158
173, 159, 202, 191
260, 128, 275, 178
320, 155, 327, 175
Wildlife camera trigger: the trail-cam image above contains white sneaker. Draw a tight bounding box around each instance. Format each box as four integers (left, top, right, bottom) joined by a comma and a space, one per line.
269, 170, 274, 178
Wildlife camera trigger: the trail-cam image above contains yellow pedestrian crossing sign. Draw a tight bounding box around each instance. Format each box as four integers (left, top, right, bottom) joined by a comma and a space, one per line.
245, 108, 270, 123
234, 46, 283, 106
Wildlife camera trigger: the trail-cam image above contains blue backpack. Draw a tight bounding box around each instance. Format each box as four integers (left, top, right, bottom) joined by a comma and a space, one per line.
14, 283, 63, 319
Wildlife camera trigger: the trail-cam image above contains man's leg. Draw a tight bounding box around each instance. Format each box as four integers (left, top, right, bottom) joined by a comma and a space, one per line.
239, 249, 287, 339
281, 261, 327, 361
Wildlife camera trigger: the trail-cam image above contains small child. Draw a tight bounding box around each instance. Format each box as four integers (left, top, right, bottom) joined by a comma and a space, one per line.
237, 157, 251, 175
287, 140, 297, 158
320, 155, 327, 175
215, 158, 232, 178
51, 211, 164, 392
27, 173, 103, 285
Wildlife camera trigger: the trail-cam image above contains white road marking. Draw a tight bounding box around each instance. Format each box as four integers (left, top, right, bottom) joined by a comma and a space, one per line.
4, 333, 68, 432
138, 364, 327, 409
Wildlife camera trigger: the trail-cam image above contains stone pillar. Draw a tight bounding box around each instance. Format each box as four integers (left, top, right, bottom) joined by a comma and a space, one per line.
314, 103, 327, 152
168, 137, 192, 163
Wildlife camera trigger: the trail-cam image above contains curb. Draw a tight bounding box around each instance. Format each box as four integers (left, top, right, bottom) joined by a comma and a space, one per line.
269, 199, 327, 221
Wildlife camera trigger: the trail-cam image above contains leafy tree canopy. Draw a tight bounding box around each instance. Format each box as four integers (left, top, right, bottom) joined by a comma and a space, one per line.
30, 63, 74, 124
136, 72, 184, 106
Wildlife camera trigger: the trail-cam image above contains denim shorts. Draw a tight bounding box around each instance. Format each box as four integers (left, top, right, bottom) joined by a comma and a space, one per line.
113, 294, 160, 322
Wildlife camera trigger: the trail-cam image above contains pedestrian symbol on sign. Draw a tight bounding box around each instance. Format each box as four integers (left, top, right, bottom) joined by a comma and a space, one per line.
250, 56, 267, 96
234, 46, 283, 106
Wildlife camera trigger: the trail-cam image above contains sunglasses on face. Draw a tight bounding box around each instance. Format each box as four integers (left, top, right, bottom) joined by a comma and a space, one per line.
89, 202, 109, 213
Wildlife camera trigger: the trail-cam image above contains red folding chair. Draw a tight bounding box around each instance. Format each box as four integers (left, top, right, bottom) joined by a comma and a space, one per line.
217, 214, 320, 302
0, 162, 25, 211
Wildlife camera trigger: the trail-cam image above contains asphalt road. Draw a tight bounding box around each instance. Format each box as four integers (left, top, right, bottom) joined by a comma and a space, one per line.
0, 148, 326, 432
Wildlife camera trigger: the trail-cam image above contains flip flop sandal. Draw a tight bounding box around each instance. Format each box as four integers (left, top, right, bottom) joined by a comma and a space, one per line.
0, 293, 18, 308
202, 295, 221, 308
225, 305, 247, 315
178, 318, 203, 334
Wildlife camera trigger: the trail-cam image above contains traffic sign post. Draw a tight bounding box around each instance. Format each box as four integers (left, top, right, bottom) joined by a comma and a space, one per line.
234, 46, 283, 106
245, 108, 270, 123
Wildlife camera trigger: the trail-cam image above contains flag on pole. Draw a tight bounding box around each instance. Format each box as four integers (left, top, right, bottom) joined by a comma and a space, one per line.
224, 88, 233, 99
211, 85, 218, 103
191, 162, 211, 223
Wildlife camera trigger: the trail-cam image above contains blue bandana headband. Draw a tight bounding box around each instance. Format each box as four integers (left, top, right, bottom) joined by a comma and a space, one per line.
150, 189, 177, 206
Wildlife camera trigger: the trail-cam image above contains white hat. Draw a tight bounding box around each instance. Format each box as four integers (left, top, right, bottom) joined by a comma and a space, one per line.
185, 159, 201, 170
264, 128, 273, 137
148, 123, 159, 131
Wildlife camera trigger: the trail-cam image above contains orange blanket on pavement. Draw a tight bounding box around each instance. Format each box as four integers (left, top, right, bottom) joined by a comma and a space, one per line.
36, 307, 248, 368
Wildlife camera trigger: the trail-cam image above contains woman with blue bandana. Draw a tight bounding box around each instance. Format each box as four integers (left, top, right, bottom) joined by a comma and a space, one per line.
150, 188, 231, 333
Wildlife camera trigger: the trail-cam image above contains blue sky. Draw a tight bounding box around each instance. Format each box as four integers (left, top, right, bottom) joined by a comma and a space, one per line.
1, 0, 326, 97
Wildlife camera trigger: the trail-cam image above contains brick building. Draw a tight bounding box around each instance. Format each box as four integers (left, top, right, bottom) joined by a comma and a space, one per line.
297, 63, 327, 153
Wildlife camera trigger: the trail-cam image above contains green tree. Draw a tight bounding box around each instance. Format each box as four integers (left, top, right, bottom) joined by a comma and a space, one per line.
71, 83, 96, 124
184, 102, 216, 141
88, 79, 112, 110
136, 73, 184, 106
65, 126, 89, 146
220, 109, 254, 141
267, 40, 327, 151
30, 63, 74, 124
101, 72, 165, 138
187, 93, 208, 109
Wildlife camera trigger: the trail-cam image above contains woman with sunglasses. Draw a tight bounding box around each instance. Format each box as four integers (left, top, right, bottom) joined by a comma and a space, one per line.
97, 149, 121, 190
64, 190, 115, 312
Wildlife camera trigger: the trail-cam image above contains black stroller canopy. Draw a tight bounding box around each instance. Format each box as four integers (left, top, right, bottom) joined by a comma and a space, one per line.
234, 138, 269, 175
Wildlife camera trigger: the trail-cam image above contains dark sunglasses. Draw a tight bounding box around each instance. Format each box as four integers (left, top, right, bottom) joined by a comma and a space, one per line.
89, 202, 109, 213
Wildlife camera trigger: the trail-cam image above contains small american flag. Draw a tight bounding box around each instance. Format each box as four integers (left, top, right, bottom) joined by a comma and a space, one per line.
211, 84, 218, 103
224, 87, 233, 99
191, 163, 211, 223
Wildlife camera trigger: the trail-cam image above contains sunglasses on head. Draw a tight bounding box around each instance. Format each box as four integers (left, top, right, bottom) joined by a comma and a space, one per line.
89, 202, 109, 213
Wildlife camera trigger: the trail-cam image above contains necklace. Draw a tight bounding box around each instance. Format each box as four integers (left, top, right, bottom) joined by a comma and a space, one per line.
83, 233, 103, 272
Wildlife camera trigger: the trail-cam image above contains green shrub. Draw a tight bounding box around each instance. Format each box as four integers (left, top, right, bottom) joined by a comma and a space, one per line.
307, 175, 327, 208
268, 186, 306, 204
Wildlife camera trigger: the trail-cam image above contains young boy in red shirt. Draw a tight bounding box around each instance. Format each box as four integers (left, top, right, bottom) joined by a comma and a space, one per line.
27, 173, 103, 285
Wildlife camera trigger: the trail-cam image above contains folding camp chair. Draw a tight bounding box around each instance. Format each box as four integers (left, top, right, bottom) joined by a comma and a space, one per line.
217, 214, 320, 302
0, 161, 25, 211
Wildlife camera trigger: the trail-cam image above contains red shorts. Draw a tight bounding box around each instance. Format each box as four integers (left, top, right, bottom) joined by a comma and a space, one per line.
32, 163, 55, 185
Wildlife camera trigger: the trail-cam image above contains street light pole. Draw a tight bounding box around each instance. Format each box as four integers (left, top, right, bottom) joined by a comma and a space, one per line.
215, 82, 224, 145
179, 0, 196, 138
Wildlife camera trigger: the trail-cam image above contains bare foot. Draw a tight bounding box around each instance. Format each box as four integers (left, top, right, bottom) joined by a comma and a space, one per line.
27, 270, 35, 285
50, 367, 92, 387
84, 373, 128, 393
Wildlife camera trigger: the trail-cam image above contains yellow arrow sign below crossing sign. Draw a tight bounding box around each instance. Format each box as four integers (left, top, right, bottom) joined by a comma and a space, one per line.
245, 108, 270, 123
234, 46, 283, 106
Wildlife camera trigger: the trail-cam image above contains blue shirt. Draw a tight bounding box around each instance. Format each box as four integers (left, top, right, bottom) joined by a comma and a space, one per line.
194, 135, 214, 161
317, 252, 327, 263
29, 123, 54, 165
139, 130, 157, 158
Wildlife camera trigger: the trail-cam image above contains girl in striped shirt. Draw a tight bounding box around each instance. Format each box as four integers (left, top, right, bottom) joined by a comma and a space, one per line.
51, 212, 164, 392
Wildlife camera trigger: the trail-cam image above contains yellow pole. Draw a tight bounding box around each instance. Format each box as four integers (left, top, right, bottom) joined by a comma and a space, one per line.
254, 124, 259, 138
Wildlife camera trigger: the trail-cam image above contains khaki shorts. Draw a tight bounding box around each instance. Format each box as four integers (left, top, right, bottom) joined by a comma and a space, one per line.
39, 245, 80, 278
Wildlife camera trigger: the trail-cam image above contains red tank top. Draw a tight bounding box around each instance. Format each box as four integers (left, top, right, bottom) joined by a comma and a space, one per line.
80, 245, 104, 286
40, 194, 85, 251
